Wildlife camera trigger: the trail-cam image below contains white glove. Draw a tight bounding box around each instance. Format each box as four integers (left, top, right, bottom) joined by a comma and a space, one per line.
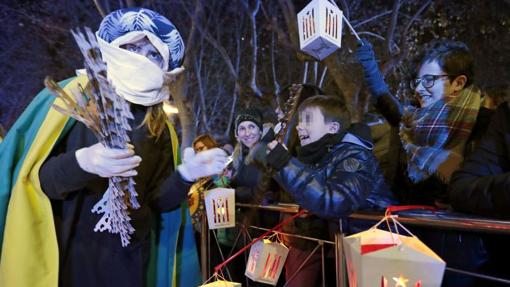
177, 147, 228, 182
181, 146, 195, 164
75, 142, 142, 178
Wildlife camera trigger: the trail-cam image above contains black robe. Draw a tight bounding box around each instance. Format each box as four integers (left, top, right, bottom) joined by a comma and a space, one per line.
39, 104, 191, 287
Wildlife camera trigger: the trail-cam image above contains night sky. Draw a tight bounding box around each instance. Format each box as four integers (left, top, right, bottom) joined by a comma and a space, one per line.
1, 0, 509, 137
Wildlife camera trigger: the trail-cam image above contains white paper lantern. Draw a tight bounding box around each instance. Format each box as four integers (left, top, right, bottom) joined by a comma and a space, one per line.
245, 239, 289, 286
204, 187, 235, 229
343, 216, 445, 287
297, 0, 343, 60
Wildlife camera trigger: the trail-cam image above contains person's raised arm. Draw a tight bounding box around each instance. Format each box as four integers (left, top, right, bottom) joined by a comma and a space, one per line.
356, 40, 403, 126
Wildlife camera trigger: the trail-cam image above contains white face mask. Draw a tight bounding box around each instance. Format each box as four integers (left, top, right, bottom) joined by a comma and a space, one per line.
96, 31, 172, 106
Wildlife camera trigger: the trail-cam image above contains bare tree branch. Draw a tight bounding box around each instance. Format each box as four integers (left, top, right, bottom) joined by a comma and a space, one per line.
403, 0, 433, 34
0, 4, 68, 32
381, 0, 433, 75
199, 29, 238, 79
92, 0, 106, 18
185, 1, 220, 134
353, 10, 392, 28
358, 31, 386, 41
170, 0, 206, 148
223, 28, 243, 137
271, 30, 281, 95
103, 0, 111, 14
338, 0, 350, 20
385, 0, 401, 55
277, 0, 300, 50
194, 45, 210, 132
242, 0, 263, 97
225, 83, 240, 138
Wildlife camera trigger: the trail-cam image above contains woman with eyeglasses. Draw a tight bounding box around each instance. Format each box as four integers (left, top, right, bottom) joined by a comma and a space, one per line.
356, 40, 492, 287
356, 40, 485, 206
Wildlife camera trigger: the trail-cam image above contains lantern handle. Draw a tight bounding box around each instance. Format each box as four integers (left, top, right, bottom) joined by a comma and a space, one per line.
327, 0, 363, 44
372, 215, 418, 239
201, 272, 223, 285
342, 14, 362, 43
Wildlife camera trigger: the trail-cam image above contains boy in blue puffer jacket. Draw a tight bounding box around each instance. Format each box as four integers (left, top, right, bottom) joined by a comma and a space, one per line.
252, 94, 395, 286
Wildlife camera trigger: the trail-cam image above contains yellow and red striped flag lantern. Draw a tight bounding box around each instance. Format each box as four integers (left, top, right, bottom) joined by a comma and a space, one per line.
204, 187, 235, 229
245, 237, 289, 286
297, 0, 343, 60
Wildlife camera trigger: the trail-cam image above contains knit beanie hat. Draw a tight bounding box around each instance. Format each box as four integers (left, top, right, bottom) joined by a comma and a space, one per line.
235, 108, 263, 132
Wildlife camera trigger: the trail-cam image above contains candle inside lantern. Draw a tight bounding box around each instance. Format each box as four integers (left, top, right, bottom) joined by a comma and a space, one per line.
204, 188, 235, 229
392, 275, 409, 287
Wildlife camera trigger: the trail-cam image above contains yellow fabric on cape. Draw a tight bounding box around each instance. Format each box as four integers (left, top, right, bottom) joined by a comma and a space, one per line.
0, 76, 88, 286
0, 76, 183, 287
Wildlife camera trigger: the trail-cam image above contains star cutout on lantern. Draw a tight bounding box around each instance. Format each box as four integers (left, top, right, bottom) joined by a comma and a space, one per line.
392, 275, 409, 287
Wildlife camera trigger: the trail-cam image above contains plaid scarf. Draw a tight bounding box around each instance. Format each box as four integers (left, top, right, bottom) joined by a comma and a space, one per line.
400, 86, 481, 183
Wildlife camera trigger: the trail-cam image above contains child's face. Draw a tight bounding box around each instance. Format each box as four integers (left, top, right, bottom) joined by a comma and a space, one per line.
296, 107, 338, 146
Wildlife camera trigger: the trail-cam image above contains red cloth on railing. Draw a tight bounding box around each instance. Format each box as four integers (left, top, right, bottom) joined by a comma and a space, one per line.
385, 205, 436, 216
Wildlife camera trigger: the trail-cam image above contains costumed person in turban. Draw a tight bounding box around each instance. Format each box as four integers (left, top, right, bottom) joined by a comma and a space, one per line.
0, 7, 228, 287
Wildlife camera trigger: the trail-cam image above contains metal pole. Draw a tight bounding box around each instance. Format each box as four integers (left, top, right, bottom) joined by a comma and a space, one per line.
335, 231, 346, 287
303, 61, 309, 84
201, 213, 209, 282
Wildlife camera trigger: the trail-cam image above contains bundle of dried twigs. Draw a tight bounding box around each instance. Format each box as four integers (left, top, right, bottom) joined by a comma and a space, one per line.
45, 27, 139, 247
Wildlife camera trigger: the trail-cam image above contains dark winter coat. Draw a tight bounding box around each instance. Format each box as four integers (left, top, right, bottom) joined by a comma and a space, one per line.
274, 134, 394, 219
271, 132, 394, 251
39, 104, 191, 287
449, 104, 510, 218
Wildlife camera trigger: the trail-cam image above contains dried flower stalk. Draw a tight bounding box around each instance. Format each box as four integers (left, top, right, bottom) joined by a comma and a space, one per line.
45, 27, 139, 247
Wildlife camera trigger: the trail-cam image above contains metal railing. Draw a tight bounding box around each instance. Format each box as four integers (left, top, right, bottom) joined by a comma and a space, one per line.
348, 210, 510, 234
199, 203, 510, 286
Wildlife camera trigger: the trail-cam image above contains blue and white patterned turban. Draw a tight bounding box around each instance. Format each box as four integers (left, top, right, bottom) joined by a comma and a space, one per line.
97, 7, 185, 71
